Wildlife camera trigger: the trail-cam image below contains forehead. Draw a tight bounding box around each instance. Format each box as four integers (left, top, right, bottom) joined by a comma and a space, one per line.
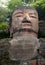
13, 9, 38, 16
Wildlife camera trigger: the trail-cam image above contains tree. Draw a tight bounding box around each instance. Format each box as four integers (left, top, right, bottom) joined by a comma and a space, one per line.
8, 0, 23, 12
30, 0, 45, 20
0, 7, 9, 22
22, 0, 30, 4
22, 0, 37, 3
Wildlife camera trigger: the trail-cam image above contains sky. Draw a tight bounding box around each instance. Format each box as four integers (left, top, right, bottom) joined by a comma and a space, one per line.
0, 0, 9, 7
0, 0, 8, 3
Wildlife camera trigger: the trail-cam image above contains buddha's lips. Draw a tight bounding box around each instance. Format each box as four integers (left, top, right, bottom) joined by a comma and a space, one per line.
21, 23, 32, 29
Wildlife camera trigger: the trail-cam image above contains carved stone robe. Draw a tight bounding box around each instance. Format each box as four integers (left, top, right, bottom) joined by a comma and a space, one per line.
0, 38, 45, 65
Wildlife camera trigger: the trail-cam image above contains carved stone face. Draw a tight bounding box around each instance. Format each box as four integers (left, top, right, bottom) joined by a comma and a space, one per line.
11, 6, 39, 37
9, 6, 40, 61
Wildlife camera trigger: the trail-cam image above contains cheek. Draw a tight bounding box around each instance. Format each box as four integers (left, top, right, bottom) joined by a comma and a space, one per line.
31, 19, 38, 32
14, 17, 23, 24
12, 17, 23, 28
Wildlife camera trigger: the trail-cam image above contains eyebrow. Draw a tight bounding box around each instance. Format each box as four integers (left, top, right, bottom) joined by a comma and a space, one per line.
14, 11, 23, 15
29, 12, 37, 15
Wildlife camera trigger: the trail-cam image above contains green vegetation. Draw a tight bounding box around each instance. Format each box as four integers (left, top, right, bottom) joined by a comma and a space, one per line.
30, 0, 45, 20
0, 22, 8, 30
0, 7, 9, 22
0, 22, 9, 39
8, 0, 23, 12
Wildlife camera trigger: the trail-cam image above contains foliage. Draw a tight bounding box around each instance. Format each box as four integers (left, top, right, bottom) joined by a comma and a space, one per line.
0, 22, 10, 39
0, 7, 9, 22
30, 0, 45, 8
8, 0, 23, 12
22, 0, 30, 4
0, 22, 9, 31
30, 0, 45, 20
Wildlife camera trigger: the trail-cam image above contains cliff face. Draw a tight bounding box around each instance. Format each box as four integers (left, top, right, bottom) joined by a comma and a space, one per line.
38, 20, 45, 38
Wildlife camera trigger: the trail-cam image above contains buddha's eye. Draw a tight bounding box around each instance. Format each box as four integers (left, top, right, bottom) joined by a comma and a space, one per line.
14, 12, 23, 18
29, 13, 37, 19
29, 15, 37, 19
30, 16, 37, 18
16, 15, 23, 17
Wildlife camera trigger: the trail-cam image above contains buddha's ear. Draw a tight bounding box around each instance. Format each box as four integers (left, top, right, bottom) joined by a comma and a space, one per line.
38, 20, 45, 38
9, 25, 14, 38
8, 15, 13, 38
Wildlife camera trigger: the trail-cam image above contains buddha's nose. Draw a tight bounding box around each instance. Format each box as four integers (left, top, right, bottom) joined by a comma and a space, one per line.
22, 17, 31, 24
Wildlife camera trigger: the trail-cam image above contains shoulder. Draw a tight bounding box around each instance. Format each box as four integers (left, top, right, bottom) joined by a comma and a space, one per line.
39, 38, 45, 49
0, 39, 10, 49
38, 38, 45, 58
0, 39, 11, 65
0, 39, 10, 58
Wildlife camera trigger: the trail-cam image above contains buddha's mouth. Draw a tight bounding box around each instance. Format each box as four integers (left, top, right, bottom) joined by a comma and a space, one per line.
21, 23, 32, 29
13, 22, 37, 34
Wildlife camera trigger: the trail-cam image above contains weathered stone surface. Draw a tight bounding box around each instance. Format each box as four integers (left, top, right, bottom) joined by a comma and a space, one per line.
0, 39, 10, 65
39, 38, 45, 58
0, 38, 45, 65
39, 20, 45, 38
